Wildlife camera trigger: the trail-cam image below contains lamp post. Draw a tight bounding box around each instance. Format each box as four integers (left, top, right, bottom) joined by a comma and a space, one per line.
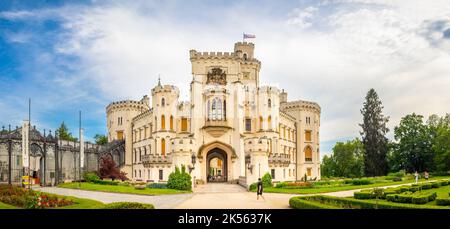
190, 153, 197, 188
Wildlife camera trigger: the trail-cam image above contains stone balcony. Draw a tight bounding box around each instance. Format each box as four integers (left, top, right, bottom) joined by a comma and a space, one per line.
202, 119, 232, 138
142, 154, 172, 167
268, 153, 291, 166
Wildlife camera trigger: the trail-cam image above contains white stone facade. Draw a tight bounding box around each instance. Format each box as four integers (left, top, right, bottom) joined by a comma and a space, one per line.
106, 42, 321, 187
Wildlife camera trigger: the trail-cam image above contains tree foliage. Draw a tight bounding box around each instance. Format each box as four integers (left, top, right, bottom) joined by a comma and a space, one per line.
360, 89, 389, 176
167, 165, 192, 191
392, 113, 434, 172
98, 155, 128, 181
56, 122, 77, 141
94, 134, 108, 145
321, 139, 365, 178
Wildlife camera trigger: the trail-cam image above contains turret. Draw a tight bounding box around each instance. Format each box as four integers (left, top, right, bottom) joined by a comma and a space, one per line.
234, 42, 255, 60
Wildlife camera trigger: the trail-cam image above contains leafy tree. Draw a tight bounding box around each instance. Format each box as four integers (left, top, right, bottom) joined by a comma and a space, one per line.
261, 173, 272, 187
56, 122, 77, 141
360, 89, 389, 176
320, 139, 364, 178
98, 155, 128, 181
429, 114, 450, 172
393, 113, 434, 172
94, 134, 108, 145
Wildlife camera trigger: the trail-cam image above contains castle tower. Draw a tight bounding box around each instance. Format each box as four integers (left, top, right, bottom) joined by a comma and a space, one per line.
106, 99, 149, 175
234, 42, 255, 60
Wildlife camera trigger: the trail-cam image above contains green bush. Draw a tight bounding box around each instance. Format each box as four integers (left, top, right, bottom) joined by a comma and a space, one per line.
354, 191, 374, 199
345, 178, 374, 185
262, 173, 272, 187
420, 183, 432, 190
436, 198, 450, 206
397, 193, 413, 203
102, 202, 155, 209
92, 179, 119, 186
167, 165, 192, 191
410, 186, 421, 192
439, 180, 448, 186
289, 197, 340, 209
249, 183, 257, 191
147, 183, 167, 189
399, 186, 410, 192
83, 172, 100, 183
431, 182, 441, 188
392, 177, 402, 182
412, 196, 429, 205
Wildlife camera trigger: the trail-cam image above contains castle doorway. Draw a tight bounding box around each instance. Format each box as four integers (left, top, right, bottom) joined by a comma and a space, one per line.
206, 148, 227, 183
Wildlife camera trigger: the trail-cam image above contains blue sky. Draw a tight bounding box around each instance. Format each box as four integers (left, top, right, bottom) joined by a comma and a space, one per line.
1, 0, 449, 157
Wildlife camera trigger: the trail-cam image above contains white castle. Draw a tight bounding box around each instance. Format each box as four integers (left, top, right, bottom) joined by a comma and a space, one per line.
106, 42, 321, 187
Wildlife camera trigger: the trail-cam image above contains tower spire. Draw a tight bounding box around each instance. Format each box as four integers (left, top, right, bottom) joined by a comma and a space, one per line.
158, 74, 162, 87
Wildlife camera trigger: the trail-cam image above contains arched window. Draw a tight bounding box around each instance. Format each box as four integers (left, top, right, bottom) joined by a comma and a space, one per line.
170, 115, 174, 130
216, 98, 222, 120
161, 98, 165, 106
208, 97, 225, 121
212, 99, 217, 120
260, 116, 263, 130
305, 146, 312, 162
161, 138, 166, 156
243, 53, 248, 60
161, 115, 165, 130
268, 99, 271, 108
207, 100, 211, 120
268, 116, 272, 130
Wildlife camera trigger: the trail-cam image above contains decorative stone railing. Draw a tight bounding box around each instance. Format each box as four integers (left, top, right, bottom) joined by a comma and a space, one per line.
142, 154, 172, 167
268, 153, 291, 166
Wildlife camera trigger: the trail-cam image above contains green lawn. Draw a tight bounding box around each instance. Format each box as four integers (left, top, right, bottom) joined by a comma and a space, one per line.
0, 201, 18, 209
58, 182, 191, 195
261, 176, 450, 194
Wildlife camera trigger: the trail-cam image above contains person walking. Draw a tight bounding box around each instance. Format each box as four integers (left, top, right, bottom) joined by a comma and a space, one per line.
414, 171, 419, 184
424, 171, 429, 181
257, 178, 265, 200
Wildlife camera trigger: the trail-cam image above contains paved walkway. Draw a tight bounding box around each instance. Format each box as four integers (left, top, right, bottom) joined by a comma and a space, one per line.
36, 187, 193, 209
36, 181, 431, 209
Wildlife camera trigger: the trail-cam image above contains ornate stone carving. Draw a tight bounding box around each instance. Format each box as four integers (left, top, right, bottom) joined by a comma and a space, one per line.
206, 68, 227, 85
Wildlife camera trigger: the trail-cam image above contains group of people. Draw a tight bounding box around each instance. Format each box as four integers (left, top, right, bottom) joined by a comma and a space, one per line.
414, 170, 429, 183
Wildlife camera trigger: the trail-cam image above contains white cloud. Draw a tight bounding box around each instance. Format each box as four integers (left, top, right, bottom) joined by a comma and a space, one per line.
286, 6, 318, 29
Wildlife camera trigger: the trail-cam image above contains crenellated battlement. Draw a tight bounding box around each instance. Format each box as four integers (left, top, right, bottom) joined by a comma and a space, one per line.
151, 84, 180, 95
281, 100, 321, 113
259, 86, 280, 94
190, 50, 239, 60
106, 100, 148, 113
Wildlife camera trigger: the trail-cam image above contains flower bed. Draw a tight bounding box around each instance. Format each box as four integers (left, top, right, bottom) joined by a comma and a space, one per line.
0, 184, 74, 209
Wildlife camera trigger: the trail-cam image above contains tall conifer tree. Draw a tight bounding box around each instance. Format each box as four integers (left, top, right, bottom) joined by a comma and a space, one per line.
360, 89, 389, 176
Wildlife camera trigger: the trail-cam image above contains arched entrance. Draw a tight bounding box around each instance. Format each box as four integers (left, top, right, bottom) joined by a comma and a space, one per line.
206, 148, 227, 182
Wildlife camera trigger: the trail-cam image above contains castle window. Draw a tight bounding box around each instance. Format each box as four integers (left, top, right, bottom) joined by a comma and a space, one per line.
161, 138, 166, 156
181, 118, 188, 132
223, 100, 226, 120
170, 115, 174, 130
259, 116, 263, 130
139, 170, 141, 178
245, 118, 251, 132
305, 130, 312, 141
268, 116, 272, 130
117, 131, 123, 141
159, 170, 163, 181
208, 97, 224, 121
271, 169, 276, 179
268, 99, 271, 108
161, 115, 165, 130
307, 168, 312, 176
243, 53, 248, 60
305, 146, 312, 162
161, 98, 165, 106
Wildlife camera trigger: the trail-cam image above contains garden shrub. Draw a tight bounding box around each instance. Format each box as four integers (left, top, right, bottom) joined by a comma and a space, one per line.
147, 183, 168, 189
289, 197, 340, 209
345, 178, 374, 185
409, 186, 421, 192
431, 182, 441, 188
411, 195, 429, 205
436, 198, 450, 206
102, 202, 155, 209
92, 179, 119, 186
249, 183, 257, 191
83, 171, 100, 183
0, 185, 73, 209
420, 183, 432, 190
167, 165, 192, 191
439, 180, 448, 186
262, 173, 272, 187
392, 177, 402, 182
354, 191, 374, 199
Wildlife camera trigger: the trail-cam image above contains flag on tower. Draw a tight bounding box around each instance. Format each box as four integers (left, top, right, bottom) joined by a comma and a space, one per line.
243, 33, 256, 39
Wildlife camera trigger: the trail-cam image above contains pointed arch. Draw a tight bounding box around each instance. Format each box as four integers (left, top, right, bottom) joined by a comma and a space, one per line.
161, 115, 165, 130
170, 115, 174, 130
161, 138, 166, 156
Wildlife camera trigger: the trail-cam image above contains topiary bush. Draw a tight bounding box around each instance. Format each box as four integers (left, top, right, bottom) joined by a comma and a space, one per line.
354, 191, 374, 199
92, 179, 119, 186
289, 197, 340, 209
261, 173, 273, 188
102, 202, 155, 209
431, 182, 441, 189
345, 178, 374, 185
167, 165, 192, 191
420, 183, 432, 190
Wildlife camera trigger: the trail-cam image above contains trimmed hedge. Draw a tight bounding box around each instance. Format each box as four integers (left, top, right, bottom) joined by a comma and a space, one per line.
147, 183, 168, 189
420, 183, 432, 190
289, 197, 339, 209
386, 191, 436, 205
92, 179, 119, 186
344, 178, 374, 185
354, 191, 374, 199
436, 198, 450, 206
292, 195, 445, 209
102, 202, 155, 209
431, 182, 441, 189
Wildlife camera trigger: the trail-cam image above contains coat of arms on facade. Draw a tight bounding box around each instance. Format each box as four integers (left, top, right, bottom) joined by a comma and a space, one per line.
206, 68, 227, 85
